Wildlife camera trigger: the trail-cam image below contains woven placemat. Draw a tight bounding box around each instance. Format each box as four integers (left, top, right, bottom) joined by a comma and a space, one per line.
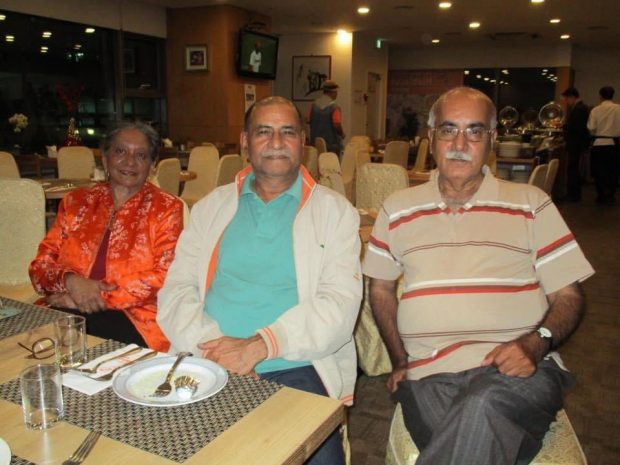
0, 298, 65, 340
1, 341, 282, 463
11, 456, 36, 465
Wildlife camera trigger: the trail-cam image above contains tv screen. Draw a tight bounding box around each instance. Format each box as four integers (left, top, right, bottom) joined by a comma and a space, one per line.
237, 30, 279, 80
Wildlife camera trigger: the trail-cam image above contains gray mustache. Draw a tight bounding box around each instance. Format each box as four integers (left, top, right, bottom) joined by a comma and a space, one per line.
446, 151, 473, 162
260, 150, 293, 159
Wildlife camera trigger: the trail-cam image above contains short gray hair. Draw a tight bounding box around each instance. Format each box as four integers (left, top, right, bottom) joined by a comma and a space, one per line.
100, 121, 160, 163
244, 96, 303, 132
428, 87, 497, 130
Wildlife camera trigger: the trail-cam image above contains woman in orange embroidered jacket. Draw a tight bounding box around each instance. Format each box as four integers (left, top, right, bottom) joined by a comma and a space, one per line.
29, 121, 183, 352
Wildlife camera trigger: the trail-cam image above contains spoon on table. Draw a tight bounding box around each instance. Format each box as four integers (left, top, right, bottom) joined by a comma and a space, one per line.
151, 352, 192, 397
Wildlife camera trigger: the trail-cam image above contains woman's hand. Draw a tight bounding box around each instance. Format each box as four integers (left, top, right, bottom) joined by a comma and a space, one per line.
65, 274, 117, 314
46, 292, 78, 309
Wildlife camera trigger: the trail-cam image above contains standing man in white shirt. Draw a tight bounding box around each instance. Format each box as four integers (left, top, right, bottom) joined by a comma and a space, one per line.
249, 41, 262, 73
587, 86, 620, 205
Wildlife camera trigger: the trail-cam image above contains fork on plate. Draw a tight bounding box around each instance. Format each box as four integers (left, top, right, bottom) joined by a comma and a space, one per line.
62, 430, 101, 465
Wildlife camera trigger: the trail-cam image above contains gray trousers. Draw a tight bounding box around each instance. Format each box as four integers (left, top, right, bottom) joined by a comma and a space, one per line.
394, 359, 574, 465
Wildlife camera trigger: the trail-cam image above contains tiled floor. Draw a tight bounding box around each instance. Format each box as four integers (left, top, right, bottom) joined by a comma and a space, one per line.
348, 183, 620, 465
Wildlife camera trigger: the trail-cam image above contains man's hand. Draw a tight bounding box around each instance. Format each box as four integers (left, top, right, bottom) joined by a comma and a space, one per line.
481, 333, 546, 377
46, 292, 78, 309
65, 274, 117, 314
198, 335, 267, 376
386, 363, 408, 393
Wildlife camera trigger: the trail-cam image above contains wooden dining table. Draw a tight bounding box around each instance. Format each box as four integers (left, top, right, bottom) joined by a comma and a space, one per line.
36, 178, 97, 200
0, 298, 344, 465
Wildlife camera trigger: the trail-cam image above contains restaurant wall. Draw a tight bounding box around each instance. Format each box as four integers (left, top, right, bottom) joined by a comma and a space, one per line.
572, 46, 620, 107
389, 43, 572, 69
351, 32, 389, 141
166, 6, 273, 146
274, 33, 353, 146
0, 0, 167, 37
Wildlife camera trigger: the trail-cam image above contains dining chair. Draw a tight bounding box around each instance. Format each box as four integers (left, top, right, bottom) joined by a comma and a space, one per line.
356, 163, 409, 211
318, 152, 346, 196
528, 163, 549, 190
303, 145, 319, 180
349, 135, 372, 152
382, 140, 409, 170
153, 158, 181, 195
215, 154, 243, 187
314, 137, 328, 155
0, 178, 46, 303
356, 149, 371, 169
386, 404, 587, 465
412, 138, 430, 173
0, 151, 20, 178
341, 143, 358, 202
544, 158, 559, 195
57, 146, 96, 179
181, 145, 219, 208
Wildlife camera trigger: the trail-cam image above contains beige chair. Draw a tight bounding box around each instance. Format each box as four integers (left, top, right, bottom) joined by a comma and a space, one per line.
544, 158, 559, 195
215, 154, 243, 187
315, 137, 328, 155
383, 140, 410, 169
349, 135, 372, 152
487, 148, 498, 174
57, 146, 96, 179
356, 163, 409, 211
341, 143, 358, 202
386, 404, 587, 465
529, 163, 549, 190
0, 179, 46, 302
153, 158, 181, 196
318, 152, 346, 196
356, 150, 371, 169
181, 145, 219, 208
0, 151, 20, 178
412, 138, 430, 172
303, 145, 319, 180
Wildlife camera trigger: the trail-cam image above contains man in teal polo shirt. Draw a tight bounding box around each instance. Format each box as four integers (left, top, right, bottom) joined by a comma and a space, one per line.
158, 96, 363, 465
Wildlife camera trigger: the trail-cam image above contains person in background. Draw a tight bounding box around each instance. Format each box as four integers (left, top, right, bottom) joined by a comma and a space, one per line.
363, 87, 594, 465
308, 80, 345, 154
249, 41, 262, 73
560, 87, 590, 202
29, 121, 184, 351
587, 85, 620, 205
157, 96, 362, 465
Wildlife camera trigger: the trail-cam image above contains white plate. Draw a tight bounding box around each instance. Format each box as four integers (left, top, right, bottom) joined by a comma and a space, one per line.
0, 437, 10, 465
112, 356, 228, 407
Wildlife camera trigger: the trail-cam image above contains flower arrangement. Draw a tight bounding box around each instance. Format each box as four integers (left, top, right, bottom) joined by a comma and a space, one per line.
56, 83, 84, 114
8, 113, 28, 132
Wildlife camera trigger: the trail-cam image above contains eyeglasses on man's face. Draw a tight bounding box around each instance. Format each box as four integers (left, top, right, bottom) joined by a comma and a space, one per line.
433, 125, 494, 142
18, 337, 55, 360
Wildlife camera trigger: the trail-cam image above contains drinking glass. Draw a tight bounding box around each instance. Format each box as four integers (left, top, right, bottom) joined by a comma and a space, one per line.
54, 315, 86, 370
20, 363, 64, 429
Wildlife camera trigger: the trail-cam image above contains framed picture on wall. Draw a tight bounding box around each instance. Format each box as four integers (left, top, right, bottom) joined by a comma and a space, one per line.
292, 55, 331, 101
185, 45, 208, 71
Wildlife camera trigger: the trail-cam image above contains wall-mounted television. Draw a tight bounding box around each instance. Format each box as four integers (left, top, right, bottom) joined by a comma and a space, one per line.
236, 29, 279, 80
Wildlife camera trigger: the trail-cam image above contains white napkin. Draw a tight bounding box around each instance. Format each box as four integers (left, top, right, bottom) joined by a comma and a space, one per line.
62, 345, 161, 395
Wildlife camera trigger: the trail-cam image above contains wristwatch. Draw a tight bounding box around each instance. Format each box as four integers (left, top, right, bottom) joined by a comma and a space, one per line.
536, 326, 553, 349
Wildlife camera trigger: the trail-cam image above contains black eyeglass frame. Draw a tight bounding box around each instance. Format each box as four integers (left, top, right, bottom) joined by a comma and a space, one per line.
17, 337, 56, 360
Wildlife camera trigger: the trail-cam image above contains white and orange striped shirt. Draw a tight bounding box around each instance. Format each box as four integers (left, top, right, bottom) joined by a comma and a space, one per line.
362, 167, 594, 380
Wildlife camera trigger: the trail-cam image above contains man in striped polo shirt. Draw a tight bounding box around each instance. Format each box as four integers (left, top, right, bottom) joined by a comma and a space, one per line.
363, 87, 594, 465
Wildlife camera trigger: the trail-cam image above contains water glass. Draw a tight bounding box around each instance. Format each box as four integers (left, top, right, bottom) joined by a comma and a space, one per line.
20, 363, 64, 430
54, 315, 87, 370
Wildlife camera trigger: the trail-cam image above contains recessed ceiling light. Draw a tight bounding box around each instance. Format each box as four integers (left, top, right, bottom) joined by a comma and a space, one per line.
476, 74, 482, 79
42, 31, 52, 38
531, 0, 544, 4
439, 2, 452, 9
431, 38, 440, 44
469, 22, 481, 29
5, 35, 14, 42
357, 6, 370, 15
549, 18, 561, 24
490, 79, 496, 83
74, 44, 82, 50
501, 69, 509, 75
560, 34, 570, 39
85, 27, 95, 34
0, 15, 6, 21
464, 70, 470, 75
483, 77, 490, 81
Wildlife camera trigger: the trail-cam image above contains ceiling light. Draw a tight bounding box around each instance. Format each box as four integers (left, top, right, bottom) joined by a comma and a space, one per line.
431, 38, 440, 44
483, 77, 490, 81
337, 29, 352, 44
357, 6, 370, 15
74, 44, 82, 50
490, 79, 496, 83
531, 0, 544, 4
0, 15, 6, 21
542, 68, 548, 72
5, 35, 14, 42
85, 27, 95, 34
42, 31, 52, 38
476, 74, 482, 79
560, 34, 570, 39
40, 46, 48, 51
438, 2, 452, 9
501, 69, 509, 75
549, 18, 561, 24
469, 22, 481, 29
464, 70, 470, 75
